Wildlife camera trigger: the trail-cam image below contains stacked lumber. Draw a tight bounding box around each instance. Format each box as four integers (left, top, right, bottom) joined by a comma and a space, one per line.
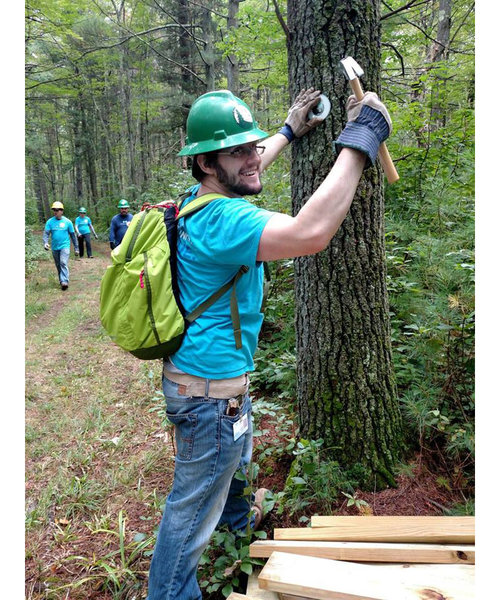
242, 516, 475, 600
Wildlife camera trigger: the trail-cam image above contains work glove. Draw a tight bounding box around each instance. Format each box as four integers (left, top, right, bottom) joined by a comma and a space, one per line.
284, 88, 323, 138
44, 243, 49, 251
94, 234, 99, 240
110, 242, 115, 250
335, 92, 392, 166
78, 234, 83, 239
75, 249, 80, 257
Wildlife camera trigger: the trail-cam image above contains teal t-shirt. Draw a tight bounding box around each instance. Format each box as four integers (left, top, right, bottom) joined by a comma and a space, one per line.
44, 216, 75, 250
75, 215, 92, 235
171, 187, 275, 379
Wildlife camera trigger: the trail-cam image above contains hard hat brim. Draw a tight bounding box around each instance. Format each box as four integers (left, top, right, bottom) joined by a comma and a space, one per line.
177, 127, 269, 157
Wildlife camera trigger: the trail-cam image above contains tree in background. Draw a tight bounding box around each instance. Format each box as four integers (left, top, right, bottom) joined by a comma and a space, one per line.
287, 0, 403, 489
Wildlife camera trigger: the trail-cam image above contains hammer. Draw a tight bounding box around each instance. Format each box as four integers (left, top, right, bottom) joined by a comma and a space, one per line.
340, 56, 399, 184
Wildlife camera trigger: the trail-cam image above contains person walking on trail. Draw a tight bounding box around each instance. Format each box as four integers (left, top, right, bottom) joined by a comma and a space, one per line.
74, 207, 98, 258
146, 88, 392, 600
43, 201, 79, 290
109, 199, 133, 249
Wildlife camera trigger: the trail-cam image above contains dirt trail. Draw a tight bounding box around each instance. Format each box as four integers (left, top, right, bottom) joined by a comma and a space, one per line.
25, 240, 171, 599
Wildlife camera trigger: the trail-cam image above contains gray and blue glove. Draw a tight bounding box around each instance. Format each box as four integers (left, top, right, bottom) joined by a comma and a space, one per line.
335, 92, 392, 166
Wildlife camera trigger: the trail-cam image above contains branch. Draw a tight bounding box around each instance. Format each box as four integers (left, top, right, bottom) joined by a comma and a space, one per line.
26, 74, 77, 90
149, 0, 206, 46
381, 42, 405, 76
77, 24, 202, 58
449, 2, 475, 48
184, 0, 228, 19
401, 17, 443, 47
381, 0, 432, 21
271, 0, 290, 41
89, 0, 206, 85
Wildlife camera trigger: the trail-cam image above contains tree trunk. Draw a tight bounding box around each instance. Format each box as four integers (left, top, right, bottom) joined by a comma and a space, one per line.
429, 0, 452, 128
32, 160, 50, 221
79, 97, 98, 207
202, 4, 216, 91
115, 1, 136, 192
226, 0, 244, 94
72, 111, 84, 205
287, 0, 403, 489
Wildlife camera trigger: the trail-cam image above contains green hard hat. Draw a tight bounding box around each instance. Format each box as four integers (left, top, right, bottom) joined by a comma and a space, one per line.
178, 90, 269, 156
78, 206, 86, 213
117, 199, 130, 208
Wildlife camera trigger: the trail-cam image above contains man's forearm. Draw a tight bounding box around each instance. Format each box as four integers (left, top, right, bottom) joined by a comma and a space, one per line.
42, 230, 49, 245
257, 148, 366, 261
259, 133, 290, 172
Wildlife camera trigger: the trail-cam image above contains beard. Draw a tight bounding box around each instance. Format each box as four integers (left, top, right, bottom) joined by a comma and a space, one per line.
214, 162, 263, 197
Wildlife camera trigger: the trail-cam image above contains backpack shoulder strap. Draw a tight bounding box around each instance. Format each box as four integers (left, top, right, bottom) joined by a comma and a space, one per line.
185, 265, 249, 349
177, 193, 227, 220
176, 190, 247, 350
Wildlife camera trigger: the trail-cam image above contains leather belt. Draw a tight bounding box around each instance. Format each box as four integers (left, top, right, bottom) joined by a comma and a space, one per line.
163, 365, 250, 399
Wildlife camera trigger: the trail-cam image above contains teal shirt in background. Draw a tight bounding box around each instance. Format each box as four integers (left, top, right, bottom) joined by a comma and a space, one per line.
171, 186, 275, 379
75, 215, 92, 235
44, 216, 75, 250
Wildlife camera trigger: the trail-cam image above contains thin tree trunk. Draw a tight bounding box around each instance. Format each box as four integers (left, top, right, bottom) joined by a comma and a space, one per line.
202, 4, 216, 90
226, 0, 245, 95
429, 0, 452, 128
32, 160, 50, 221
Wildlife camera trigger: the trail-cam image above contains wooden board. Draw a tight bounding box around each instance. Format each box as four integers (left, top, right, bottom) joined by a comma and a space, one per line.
249, 540, 475, 564
276, 516, 475, 544
258, 551, 475, 600
246, 569, 280, 599
227, 594, 250, 600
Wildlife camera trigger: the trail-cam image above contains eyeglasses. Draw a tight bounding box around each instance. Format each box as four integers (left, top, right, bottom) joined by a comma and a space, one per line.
52, 208, 63, 212
217, 145, 265, 158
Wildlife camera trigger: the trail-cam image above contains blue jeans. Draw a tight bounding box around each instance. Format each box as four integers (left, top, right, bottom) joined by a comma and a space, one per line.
52, 247, 70, 284
146, 376, 254, 600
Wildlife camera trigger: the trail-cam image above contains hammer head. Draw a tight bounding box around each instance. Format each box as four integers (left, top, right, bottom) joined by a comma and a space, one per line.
339, 56, 364, 81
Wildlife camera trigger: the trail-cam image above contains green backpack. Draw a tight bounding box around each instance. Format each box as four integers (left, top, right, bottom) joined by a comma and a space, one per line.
99, 193, 248, 360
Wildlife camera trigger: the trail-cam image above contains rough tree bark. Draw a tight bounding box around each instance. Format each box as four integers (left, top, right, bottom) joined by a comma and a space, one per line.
287, 0, 403, 488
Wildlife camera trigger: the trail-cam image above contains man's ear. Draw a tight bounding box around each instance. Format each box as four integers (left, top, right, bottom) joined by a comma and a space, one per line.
197, 154, 215, 176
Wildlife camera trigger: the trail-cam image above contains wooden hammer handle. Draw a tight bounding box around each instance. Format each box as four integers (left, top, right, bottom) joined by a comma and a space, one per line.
350, 78, 399, 184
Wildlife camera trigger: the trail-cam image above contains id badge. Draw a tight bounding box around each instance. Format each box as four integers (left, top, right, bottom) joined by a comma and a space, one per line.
233, 413, 249, 441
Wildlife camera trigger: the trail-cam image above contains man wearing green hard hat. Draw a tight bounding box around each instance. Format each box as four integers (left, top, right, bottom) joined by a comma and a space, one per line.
109, 199, 133, 250
147, 88, 392, 600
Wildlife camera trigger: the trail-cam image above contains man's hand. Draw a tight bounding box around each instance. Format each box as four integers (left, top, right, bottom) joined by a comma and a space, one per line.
345, 91, 392, 135
335, 91, 392, 167
44, 243, 49, 251
75, 249, 80, 257
285, 88, 323, 138
94, 234, 99, 240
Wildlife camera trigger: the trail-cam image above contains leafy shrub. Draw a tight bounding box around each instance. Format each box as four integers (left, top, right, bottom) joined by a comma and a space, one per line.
25, 226, 49, 274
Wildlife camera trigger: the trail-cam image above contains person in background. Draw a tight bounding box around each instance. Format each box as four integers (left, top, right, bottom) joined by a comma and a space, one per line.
74, 206, 98, 258
43, 201, 79, 290
109, 199, 133, 250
